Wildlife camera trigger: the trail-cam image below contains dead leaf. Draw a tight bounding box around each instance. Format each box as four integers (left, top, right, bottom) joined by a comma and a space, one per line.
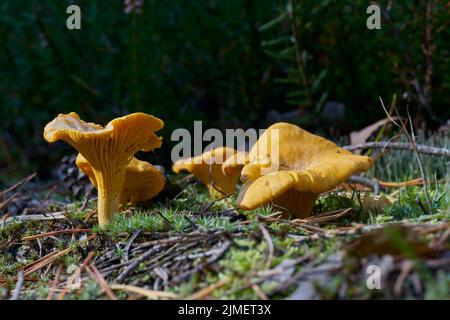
362, 194, 392, 214
350, 117, 399, 154
346, 224, 440, 258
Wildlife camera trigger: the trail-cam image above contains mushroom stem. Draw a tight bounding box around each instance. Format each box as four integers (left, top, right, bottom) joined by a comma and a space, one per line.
94, 169, 125, 228
97, 190, 120, 227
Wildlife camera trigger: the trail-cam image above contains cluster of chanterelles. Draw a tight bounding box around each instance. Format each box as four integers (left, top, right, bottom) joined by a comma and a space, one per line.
44, 112, 164, 227
45, 114, 372, 227
173, 122, 373, 219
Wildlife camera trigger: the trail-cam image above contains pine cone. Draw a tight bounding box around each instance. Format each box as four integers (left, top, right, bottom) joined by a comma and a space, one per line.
56, 155, 94, 199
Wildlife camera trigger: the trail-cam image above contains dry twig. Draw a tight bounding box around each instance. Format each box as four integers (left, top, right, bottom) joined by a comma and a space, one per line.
344, 142, 450, 157
9, 271, 24, 300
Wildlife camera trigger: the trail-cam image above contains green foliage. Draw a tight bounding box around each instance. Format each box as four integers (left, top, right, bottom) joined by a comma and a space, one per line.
317, 193, 354, 212
1, 1, 448, 175
0, 254, 24, 276
382, 184, 449, 220
259, 0, 450, 128
98, 211, 173, 238
370, 131, 449, 181
0, 0, 278, 174
424, 272, 450, 300
259, 0, 329, 115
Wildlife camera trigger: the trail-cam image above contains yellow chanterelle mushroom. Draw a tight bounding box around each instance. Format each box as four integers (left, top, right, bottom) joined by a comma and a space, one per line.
76, 154, 165, 205
172, 147, 244, 199
44, 112, 163, 227
237, 122, 373, 219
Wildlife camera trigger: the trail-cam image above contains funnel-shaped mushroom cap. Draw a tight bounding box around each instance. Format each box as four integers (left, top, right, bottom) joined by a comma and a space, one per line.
237, 122, 373, 218
76, 154, 165, 204
221, 151, 249, 176
44, 112, 163, 226
44, 112, 163, 154
172, 147, 241, 199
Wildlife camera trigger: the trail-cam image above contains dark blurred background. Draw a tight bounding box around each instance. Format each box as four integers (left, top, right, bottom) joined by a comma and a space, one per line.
0, 0, 449, 180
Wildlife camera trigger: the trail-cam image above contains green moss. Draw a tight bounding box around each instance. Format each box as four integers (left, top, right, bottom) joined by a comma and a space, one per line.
0, 254, 24, 276
424, 272, 450, 299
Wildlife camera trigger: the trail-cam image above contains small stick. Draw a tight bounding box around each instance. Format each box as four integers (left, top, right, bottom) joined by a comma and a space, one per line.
415, 197, 429, 215
124, 229, 141, 262
86, 264, 117, 300
348, 175, 381, 195
9, 271, 24, 300
83, 207, 97, 224
252, 284, 269, 300
56, 287, 69, 300
79, 251, 96, 272
21, 228, 92, 241
259, 224, 274, 270
0, 211, 68, 226
171, 241, 231, 284
80, 188, 93, 212
189, 278, 229, 300
0, 192, 20, 211
22, 235, 96, 276
407, 110, 433, 214
23, 248, 72, 276
344, 142, 450, 157
394, 260, 413, 297
110, 284, 178, 300
116, 244, 178, 282
0, 172, 37, 198
46, 264, 64, 300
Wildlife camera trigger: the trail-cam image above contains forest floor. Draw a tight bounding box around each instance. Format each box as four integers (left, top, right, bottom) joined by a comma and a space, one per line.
0, 133, 449, 300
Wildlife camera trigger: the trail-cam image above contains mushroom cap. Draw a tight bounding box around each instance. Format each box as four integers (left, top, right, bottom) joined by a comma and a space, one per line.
120, 158, 165, 203
76, 154, 165, 204
75, 153, 97, 188
221, 150, 249, 176
172, 147, 241, 198
237, 122, 373, 211
44, 112, 163, 169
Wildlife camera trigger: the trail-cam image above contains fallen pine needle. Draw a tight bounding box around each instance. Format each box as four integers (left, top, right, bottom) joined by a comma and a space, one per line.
83, 207, 97, 223
252, 284, 269, 300
56, 287, 69, 300
46, 264, 64, 300
86, 264, 117, 300
0, 172, 37, 198
21, 235, 96, 276
294, 208, 352, 224
21, 228, 92, 241
189, 277, 229, 300
377, 178, 425, 188
22, 248, 72, 276
21, 251, 63, 273
110, 284, 179, 300
0, 192, 20, 211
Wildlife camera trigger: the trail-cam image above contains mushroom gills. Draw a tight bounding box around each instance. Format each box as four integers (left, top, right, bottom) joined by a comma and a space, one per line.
270, 189, 319, 219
